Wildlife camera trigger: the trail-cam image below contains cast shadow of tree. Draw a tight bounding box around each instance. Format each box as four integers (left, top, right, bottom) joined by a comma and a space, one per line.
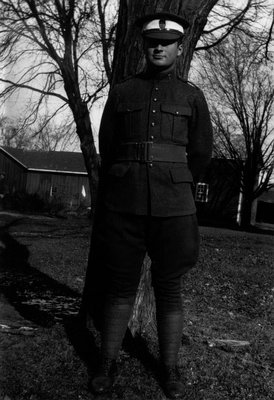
0, 222, 159, 379
0, 227, 80, 327
0, 222, 100, 371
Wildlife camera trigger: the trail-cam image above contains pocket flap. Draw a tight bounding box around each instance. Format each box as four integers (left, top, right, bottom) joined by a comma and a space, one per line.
161, 104, 192, 116
117, 103, 143, 113
170, 167, 193, 183
108, 163, 130, 177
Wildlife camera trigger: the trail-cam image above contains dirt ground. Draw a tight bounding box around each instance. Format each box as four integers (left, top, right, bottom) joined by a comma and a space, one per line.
0, 211, 273, 400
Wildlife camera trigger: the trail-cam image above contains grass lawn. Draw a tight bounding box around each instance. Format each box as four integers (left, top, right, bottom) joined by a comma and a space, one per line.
0, 213, 273, 400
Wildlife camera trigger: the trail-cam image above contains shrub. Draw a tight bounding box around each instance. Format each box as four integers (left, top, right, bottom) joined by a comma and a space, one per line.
3, 191, 45, 212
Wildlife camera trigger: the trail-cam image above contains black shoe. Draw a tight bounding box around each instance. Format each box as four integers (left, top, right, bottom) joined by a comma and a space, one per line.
89, 358, 117, 394
160, 365, 184, 399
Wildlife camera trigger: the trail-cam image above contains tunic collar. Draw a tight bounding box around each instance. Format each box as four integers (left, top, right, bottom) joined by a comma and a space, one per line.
142, 65, 177, 81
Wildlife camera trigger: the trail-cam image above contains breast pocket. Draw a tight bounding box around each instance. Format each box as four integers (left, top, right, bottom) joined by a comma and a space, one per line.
117, 103, 144, 138
160, 104, 192, 143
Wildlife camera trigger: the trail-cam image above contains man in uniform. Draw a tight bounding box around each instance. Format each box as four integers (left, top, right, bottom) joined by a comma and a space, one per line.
85, 12, 212, 399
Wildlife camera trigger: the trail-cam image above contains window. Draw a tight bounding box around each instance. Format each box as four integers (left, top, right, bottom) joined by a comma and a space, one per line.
195, 183, 209, 203
49, 186, 57, 197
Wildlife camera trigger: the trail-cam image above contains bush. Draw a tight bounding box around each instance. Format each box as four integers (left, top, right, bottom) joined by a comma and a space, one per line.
3, 191, 45, 212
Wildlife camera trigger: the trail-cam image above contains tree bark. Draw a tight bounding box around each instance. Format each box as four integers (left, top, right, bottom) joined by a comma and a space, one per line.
74, 102, 99, 213
240, 165, 259, 229
240, 196, 253, 228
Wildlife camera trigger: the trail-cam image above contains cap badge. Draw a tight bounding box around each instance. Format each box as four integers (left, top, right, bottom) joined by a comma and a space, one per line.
159, 19, 166, 30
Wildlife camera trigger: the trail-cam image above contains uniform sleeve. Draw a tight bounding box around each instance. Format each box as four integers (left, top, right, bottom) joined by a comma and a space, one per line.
187, 89, 213, 180
98, 86, 119, 173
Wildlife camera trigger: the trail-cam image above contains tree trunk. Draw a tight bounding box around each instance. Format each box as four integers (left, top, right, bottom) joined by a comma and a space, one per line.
240, 196, 253, 228
110, 0, 218, 335
240, 174, 258, 229
60, 63, 100, 212
239, 157, 262, 229
71, 100, 99, 213
80, 135, 99, 215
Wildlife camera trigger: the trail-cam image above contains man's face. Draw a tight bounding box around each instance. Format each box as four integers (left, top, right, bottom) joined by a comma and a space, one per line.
144, 38, 183, 70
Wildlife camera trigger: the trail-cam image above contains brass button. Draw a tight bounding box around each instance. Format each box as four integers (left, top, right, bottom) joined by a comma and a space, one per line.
155, 87, 159, 91
151, 122, 155, 127
149, 163, 153, 168
153, 98, 157, 102
150, 135, 154, 140
152, 109, 156, 113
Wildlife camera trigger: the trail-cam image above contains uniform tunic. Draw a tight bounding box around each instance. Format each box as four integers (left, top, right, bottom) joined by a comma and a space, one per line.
98, 69, 213, 217
81, 68, 213, 317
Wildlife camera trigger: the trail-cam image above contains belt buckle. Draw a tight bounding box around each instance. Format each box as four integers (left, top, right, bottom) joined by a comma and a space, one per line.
137, 142, 153, 163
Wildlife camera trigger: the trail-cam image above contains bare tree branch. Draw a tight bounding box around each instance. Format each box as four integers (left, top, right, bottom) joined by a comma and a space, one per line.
197, 30, 274, 226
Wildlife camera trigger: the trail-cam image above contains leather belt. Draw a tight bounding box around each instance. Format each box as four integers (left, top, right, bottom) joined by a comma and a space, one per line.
115, 142, 187, 163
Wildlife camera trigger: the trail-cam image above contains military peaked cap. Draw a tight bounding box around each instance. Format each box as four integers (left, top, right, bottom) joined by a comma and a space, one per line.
136, 12, 188, 40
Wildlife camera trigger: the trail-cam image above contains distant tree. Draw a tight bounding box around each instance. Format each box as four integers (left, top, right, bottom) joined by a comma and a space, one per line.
0, 116, 78, 151
199, 32, 274, 227
28, 118, 79, 151
0, 117, 33, 148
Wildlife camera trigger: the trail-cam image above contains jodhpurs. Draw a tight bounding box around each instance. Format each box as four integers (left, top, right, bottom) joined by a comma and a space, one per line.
83, 208, 200, 314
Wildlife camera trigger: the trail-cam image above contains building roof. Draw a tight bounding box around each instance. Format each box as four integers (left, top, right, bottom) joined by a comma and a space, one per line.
0, 146, 88, 175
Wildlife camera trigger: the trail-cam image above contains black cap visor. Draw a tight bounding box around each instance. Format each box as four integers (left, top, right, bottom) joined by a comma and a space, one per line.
142, 29, 182, 40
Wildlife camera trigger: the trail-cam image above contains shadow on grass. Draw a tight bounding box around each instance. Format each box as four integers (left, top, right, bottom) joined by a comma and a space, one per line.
0, 221, 159, 384
0, 228, 81, 327
0, 221, 99, 366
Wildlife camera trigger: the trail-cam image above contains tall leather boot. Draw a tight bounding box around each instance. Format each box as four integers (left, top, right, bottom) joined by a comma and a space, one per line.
89, 298, 134, 394
157, 310, 185, 399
